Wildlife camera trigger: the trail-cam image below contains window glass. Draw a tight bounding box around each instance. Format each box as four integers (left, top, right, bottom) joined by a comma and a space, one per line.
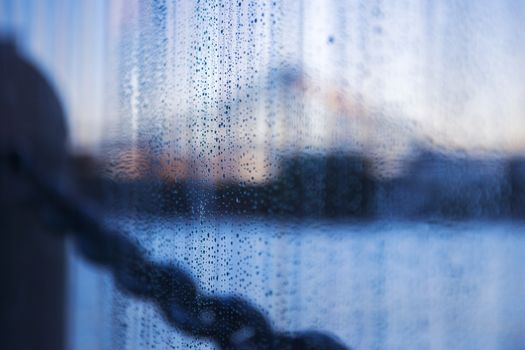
1, 1, 524, 349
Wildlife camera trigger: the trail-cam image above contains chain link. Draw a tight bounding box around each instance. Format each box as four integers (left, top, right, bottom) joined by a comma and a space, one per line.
5, 151, 349, 350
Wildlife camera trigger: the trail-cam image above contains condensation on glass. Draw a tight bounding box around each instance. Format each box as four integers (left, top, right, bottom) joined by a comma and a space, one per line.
1, 1, 524, 349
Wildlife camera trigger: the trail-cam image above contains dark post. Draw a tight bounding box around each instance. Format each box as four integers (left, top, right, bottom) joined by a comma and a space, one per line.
0, 40, 67, 350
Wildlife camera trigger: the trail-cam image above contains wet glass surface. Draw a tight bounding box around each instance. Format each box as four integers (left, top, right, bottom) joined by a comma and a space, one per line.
2, 1, 524, 349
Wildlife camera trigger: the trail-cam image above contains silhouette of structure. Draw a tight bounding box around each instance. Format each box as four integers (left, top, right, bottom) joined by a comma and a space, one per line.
0, 40, 66, 350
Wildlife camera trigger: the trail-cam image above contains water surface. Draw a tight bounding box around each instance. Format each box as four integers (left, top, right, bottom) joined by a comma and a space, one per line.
69, 219, 525, 350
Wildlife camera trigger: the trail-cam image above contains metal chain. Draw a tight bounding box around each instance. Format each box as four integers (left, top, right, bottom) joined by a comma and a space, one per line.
5, 151, 349, 350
